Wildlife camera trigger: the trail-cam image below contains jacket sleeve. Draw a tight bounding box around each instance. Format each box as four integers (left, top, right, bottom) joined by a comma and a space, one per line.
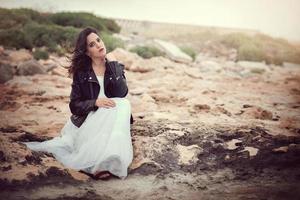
117, 62, 128, 97
69, 72, 98, 116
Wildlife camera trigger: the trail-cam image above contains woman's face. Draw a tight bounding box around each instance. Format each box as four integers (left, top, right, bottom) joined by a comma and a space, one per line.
85, 32, 106, 59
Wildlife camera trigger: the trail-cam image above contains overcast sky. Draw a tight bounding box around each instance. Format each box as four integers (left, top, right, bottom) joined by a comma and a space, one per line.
1, 0, 300, 42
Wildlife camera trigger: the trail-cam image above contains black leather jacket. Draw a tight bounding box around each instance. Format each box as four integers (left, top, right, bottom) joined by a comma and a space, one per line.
69, 57, 134, 127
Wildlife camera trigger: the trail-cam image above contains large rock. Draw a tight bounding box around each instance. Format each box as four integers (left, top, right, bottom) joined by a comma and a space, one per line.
153, 39, 193, 63
237, 61, 271, 76
0, 63, 14, 84
0, 46, 4, 55
197, 60, 222, 73
197, 41, 237, 61
8, 49, 33, 64
17, 59, 47, 76
242, 105, 273, 120
38, 59, 58, 72
176, 144, 203, 165
51, 66, 69, 77
109, 48, 154, 72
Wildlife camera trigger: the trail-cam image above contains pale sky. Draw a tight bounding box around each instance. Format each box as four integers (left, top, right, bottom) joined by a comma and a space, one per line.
1, 0, 300, 42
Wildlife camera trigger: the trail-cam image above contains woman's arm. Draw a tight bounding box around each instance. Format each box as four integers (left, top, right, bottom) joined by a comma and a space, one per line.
119, 63, 129, 96
108, 62, 128, 97
69, 72, 98, 116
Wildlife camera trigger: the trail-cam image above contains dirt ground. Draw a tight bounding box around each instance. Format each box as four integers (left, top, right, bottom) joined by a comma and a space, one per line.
1, 47, 300, 199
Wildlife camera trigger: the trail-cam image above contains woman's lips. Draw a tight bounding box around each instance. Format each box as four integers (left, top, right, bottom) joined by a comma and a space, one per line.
99, 48, 104, 52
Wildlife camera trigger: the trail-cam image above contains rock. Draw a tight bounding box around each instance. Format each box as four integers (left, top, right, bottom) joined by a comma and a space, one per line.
109, 48, 154, 72
130, 87, 147, 95
51, 66, 68, 77
112, 33, 132, 42
130, 60, 154, 73
163, 130, 185, 140
239, 146, 259, 157
225, 139, 242, 150
0, 45, 4, 55
283, 62, 300, 68
140, 93, 156, 103
108, 48, 138, 68
17, 59, 47, 76
288, 143, 300, 152
176, 144, 203, 165
38, 59, 58, 72
242, 106, 273, 120
129, 135, 167, 173
272, 146, 289, 153
198, 60, 222, 73
153, 39, 193, 63
184, 67, 203, 79
48, 54, 71, 69
131, 93, 158, 114
212, 106, 232, 116
149, 87, 176, 103
237, 61, 270, 76
224, 154, 231, 161
194, 104, 211, 111
0, 63, 14, 83
196, 41, 237, 61
152, 111, 179, 121
8, 49, 33, 63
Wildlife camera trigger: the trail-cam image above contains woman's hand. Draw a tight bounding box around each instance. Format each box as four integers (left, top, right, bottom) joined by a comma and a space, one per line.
95, 98, 116, 108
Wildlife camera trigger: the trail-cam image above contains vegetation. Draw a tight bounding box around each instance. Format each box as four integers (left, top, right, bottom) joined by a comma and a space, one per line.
33, 48, 49, 60
219, 32, 300, 65
129, 45, 165, 59
48, 12, 120, 33
0, 7, 121, 55
1, 8, 299, 64
99, 31, 125, 52
179, 46, 196, 61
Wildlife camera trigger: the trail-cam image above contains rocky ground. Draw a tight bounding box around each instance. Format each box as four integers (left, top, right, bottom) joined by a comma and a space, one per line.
0, 46, 300, 199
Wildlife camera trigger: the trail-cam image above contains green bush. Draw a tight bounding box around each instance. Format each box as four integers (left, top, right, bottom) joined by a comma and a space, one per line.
51, 45, 67, 56
180, 46, 196, 61
23, 22, 79, 51
0, 7, 121, 55
0, 28, 33, 49
129, 45, 165, 59
49, 12, 120, 33
220, 33, 254, 49
102, 18, 121, 33
33, 48, 49, 60
237, 42, 265, 62
100, 31, 125, 52
0, 8, 51, 29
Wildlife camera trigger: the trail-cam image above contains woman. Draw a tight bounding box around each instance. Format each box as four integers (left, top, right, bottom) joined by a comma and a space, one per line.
22, 27, 134, 180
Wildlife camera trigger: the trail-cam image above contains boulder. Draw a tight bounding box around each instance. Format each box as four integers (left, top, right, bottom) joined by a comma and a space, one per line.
152, 39, 193, 63
109, 48, 154, 72
237, 61, 270, 76
0, 63, 14, 83
17, 59, 47, 76
51, 66, 69, 77
8, 49, 33, 63
176, 144, 203, 165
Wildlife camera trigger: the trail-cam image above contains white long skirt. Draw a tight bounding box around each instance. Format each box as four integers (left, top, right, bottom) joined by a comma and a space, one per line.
22, 97, 133, 180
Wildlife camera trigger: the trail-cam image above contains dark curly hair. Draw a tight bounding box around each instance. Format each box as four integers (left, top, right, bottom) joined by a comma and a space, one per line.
66, 27, 99, 78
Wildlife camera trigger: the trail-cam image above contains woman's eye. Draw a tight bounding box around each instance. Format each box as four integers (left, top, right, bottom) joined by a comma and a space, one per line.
97, 38, 101, 42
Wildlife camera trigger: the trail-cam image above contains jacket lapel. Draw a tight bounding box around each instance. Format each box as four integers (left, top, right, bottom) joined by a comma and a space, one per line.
86, 57, 112, 98
87, 65, 98, 84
